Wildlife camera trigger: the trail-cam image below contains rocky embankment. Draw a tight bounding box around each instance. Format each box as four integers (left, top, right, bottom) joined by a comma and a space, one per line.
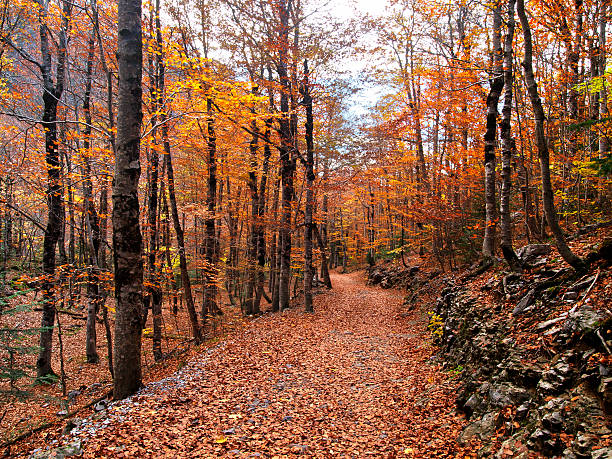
369, 241, 612, 458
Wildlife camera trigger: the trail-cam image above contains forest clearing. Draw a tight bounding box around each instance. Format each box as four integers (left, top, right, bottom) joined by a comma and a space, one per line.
0, 0, 611, 456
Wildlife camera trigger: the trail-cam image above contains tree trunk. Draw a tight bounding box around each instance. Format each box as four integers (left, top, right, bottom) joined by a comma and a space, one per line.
599, 1, 609, 159
165, 130, 203, 343
245, 98, 259, 316
302, 60, 314, 313
498, 0, 521, 272
255, 113, 272, 312
277, 0, 294, 311
516, 0, 585, 271
82, 23, 101, 364
482, 0, 504, 261
149, 0, 165, 361
204, 98, 218, 318
36, 0, 71, 380
113, 0, 144, 399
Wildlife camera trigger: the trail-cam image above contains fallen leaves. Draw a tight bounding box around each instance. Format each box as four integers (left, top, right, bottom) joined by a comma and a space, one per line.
41, 272, 468, 457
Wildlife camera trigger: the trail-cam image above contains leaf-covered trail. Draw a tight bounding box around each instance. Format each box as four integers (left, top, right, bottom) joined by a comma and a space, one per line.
81, 272, 466, 457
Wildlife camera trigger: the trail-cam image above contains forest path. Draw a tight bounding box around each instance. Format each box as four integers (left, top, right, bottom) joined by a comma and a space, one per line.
77, 271, 465, 457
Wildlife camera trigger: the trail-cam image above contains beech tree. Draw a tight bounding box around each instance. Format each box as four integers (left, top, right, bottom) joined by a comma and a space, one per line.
112, 0, 145, 399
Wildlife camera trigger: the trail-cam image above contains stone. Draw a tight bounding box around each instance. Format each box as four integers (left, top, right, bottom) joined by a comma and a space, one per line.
561, 449, 578, 459
458, 412, 496, 444
573, 433, 597, 456
598, 377, 612, 409
563, 291, 579, 301
482, 277, 499, 291
87, 382, 103, 394
517, 244, 552, 265
495, 433, 530, 459
513, 289, 537, 316
516, 403, 530, 420
592, 448, 612, 459
94, 399, 108, 412
489, 383, 531, 408
503, 273, 525, 297
289, 444, 309, 454
30, 440, 83, 459
565, 307, 605, 336
62, 418, 82, 435
541, 411, 564, 431
570, 276, 597, 292
67, 390, 80, 400
463, 394, 482, 419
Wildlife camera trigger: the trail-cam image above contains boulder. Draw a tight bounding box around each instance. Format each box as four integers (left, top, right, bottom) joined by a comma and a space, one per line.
516, 244, 552, 265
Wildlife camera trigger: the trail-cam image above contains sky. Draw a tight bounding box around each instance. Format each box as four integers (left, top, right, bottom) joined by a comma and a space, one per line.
322, 0, 390, 118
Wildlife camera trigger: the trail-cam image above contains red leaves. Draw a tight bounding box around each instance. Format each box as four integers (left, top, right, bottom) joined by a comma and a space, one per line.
74, 272, 467, 457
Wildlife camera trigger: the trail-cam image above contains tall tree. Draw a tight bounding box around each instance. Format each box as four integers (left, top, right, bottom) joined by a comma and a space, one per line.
482, 0, 504, 261
113, 0, 145, 399
302, 59, 314, 313
498, 0, 521, 272
36, 0, 72, 379
516, 0, 585, 271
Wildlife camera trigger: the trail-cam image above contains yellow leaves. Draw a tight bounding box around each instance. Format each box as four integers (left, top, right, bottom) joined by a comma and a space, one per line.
214, 436, 227, 444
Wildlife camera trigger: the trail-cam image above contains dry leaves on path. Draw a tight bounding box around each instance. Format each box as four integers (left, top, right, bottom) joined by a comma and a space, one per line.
49, 272, 467, 458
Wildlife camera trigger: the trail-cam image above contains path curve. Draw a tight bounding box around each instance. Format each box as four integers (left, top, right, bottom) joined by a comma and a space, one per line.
68, 272, 465, 457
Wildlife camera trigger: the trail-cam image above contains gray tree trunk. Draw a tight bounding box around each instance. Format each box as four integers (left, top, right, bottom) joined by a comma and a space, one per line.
112, 0, 145, 399
482, 0, 504, 261
302, 60, 314, 313
499, 0, 522, 272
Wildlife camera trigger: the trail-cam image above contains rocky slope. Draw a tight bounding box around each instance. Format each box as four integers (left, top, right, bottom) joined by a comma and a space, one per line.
369, 239, 612, 458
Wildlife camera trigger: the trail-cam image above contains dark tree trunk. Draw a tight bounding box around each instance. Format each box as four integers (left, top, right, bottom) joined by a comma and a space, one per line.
36, 0, 71, 379
302, 60, 315, 313
113, 0, 145, 399
517, 0, 585, 271
204, 98, 219, 318
277, 0, 294, 311
270, 175, 281, 313
255, 113, 272, 312
82, 25, 101, 364
245, 98, 260, 316
148, 0, 165, 362
165, 128, 202, 343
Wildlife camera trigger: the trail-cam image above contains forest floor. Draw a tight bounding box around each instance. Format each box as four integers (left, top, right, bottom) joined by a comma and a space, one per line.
20, 271, 474, 458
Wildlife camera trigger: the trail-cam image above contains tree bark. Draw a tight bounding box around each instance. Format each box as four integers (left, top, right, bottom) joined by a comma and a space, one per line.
113, 0, 145, 399
203, 98, 219, 318
36, 0, 71, 379
516, 0, 585, 271
82, 22, 101, 364
277, 0, 294, 311
302, 60, 314, 313
482, 0, 504, 261
599, 1, 609, 159
499, 0, 522, 272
